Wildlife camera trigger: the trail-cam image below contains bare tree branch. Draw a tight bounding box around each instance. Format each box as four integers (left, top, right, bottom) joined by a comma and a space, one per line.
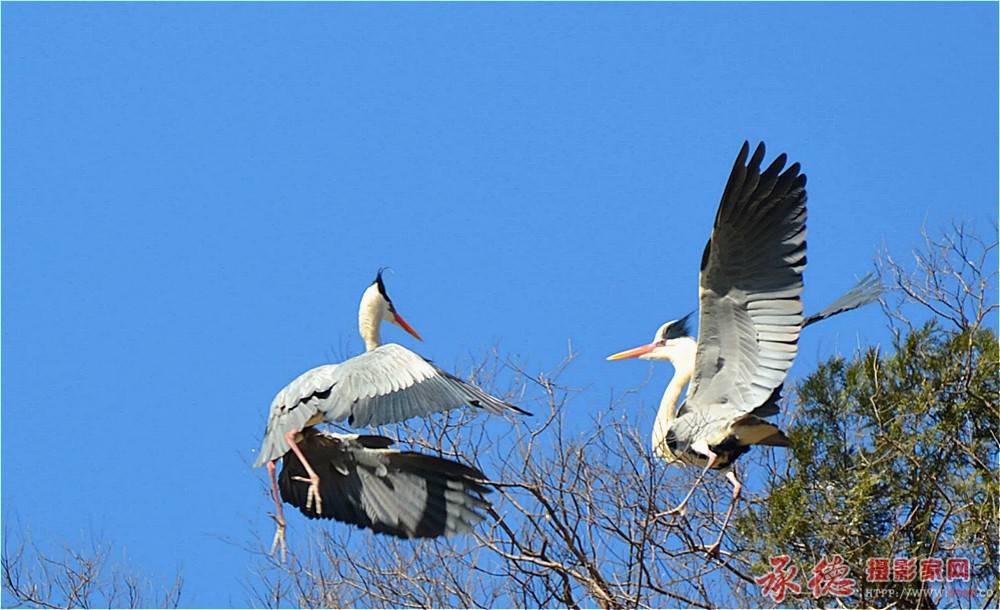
2, 525, 184, 609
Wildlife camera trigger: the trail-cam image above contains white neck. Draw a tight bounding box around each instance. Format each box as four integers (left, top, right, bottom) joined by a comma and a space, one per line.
358, 284, 386, 352
651, 336, 697, 458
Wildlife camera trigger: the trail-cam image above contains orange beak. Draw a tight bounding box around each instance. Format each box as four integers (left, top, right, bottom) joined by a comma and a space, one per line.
392, 312, 423, 342
606, 342, 657, 361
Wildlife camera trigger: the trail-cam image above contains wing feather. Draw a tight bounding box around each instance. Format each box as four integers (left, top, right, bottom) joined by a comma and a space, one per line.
681, 142, 806, 421
256, 344, 526, 465
278, 430, 491, 538
804, 273, 882, 327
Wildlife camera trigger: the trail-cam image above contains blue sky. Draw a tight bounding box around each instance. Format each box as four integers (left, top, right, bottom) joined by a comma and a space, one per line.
2, 3, 996, 607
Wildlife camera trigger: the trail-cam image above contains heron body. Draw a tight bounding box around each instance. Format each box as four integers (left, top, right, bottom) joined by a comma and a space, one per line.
257, 270, 527, 558
608, 142, 880, 555
647, 320, 791, 471
651, 273, 881, 471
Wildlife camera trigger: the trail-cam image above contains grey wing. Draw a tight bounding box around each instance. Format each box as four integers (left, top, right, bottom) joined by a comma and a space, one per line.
324, 343, 528, 429
255, 344, 526, 466
682, 142, 807, 421
278, 430, 491, 538
716, 275, 881, 423
255, 363, 342, 466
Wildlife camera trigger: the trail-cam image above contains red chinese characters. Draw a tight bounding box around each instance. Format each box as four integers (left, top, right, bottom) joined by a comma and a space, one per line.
919, 558, 944, 582
758, 554, 973, 602
865, 557, 891, 582
756, 555, 802, 603
894, 557, 917, 582
946, 558, 971, 582
808, 555, 857, 597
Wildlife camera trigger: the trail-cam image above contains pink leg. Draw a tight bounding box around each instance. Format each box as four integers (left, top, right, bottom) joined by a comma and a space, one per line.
266, 460, 288, 562
283, 430, 323, 516
703, 467, 742, 558
661, 442, 718, 518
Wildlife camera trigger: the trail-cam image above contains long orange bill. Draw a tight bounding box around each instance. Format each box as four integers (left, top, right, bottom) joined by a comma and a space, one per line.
393, 312, 424, 342
606, 343, 657, 361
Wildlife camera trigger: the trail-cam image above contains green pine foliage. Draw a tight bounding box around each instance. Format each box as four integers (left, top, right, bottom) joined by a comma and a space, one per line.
737, 320, 998, 609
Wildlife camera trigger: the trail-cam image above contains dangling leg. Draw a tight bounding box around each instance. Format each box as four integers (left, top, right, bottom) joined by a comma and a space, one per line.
660, 440, 718, 518
266, 460, 288, 562
284, 429, 323, 516
703, 466, 742, 558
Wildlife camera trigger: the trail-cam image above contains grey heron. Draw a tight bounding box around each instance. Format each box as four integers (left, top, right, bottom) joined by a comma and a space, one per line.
607, 142, 880, 556
256, 269, 527, 558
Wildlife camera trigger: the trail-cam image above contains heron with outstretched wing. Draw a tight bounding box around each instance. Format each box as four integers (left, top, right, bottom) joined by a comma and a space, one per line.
256, 270, 528, 558
608, 143, 880, 556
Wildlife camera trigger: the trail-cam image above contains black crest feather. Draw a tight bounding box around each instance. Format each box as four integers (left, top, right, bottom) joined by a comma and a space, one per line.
661, 311, 696, 341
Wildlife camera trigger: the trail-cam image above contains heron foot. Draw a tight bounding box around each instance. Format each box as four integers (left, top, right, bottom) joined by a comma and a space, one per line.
292, 475, 323, 516
699, 541, 724, 558
656, 503, 688, 519
268, 513, 287, 563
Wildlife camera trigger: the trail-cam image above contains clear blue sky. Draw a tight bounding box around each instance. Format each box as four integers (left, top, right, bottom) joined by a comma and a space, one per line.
3, 3, 996, 607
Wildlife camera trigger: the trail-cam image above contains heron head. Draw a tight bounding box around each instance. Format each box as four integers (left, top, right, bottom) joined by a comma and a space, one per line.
606, 312, 695, 362
359, 270, 423, 349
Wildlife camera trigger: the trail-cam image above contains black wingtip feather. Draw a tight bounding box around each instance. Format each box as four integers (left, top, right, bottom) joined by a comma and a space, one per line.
509, 403, 532, 416
765, 152, 787, 175
719, 143, 752, 212
749, 142, 768, 169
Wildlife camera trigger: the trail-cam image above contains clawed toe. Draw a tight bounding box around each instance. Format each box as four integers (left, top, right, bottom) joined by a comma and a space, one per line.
268, 513, 287, 563
292, 476, 323, 515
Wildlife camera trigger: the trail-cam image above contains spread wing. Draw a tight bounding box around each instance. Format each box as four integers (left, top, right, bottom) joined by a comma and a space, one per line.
255, 343, 526, 466
681, 142, 807, 422
278, 430, 491, 538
